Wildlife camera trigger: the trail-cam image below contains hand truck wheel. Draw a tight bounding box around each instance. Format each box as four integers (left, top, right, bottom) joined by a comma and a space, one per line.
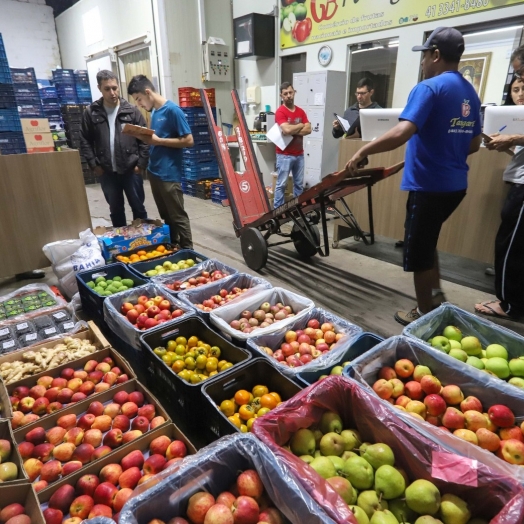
240, 227, 268, 271
291, 223, 320, 259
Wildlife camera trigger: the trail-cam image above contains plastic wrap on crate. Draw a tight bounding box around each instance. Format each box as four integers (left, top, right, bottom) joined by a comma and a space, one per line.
153, 258, 239, 295
210, 287, 314, 343
247, 307, 363, 379
178, 272, 273, 322
253, 375, 524, 524
103, 282, 195, 349
404, 302, 524, 351
345, 334, 524, 484
119, 433, 334, 524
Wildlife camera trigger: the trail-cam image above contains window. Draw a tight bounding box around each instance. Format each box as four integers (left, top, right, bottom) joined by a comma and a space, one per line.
347, 37, 398, 109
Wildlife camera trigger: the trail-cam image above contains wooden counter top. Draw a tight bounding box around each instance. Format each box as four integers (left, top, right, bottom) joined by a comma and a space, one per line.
335, 140, 512, 264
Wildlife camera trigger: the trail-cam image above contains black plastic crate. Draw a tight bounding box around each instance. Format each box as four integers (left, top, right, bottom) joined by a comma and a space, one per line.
60, 103, 85, 114
0, 108, 21, 132
0, 132, 26, 154
66, 129, 81, 141
9, 68, 36, 84
17, 103, 43, 117
39, 87, 58, 99
128, 249, 208, 278
76, 262, 148, 326
52, 69, 75, 84
63, 121, 82, 132
140, 316, 251, 426
111, 242, 179, 263
202, 358, 302, 441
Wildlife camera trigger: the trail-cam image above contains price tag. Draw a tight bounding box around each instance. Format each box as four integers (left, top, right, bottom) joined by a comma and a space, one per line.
16, 322, 28, 331
2, 340, 15, 349
0, 328, 9, 337
45, 328, 57, 336
431, 451, 478, 487
62, 322, 75, 330
26, 333, 38, 341
53, 312, 66, 320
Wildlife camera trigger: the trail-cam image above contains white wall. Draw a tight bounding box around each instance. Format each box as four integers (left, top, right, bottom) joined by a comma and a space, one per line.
0, 0, 61, 79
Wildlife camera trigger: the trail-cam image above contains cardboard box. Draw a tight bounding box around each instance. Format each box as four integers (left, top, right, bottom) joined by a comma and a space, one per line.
0, 376, 12, 419
0, 483, 45, 523
0, 419, 28, 483
23, 132, 55, 153
20, 118, 51, 134
94, 219, 171, 261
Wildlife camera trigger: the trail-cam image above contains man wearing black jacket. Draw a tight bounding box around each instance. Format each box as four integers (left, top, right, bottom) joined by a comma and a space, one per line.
80, 70, 149, 227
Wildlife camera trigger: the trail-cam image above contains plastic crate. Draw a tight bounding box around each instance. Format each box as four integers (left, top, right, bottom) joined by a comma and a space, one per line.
17, 104, 43, 117
0, 132, 26, 154
183, 153, 216, 164
60, 103, 86, 114
74, 70, 89, 83
39, 87, 58, 99
111, 242, 179, 264
296, 332, 385, 386
75, 262, 148, 326
183, 162, 218, 175
140, 316, 251, 426
202, 358, 302, 441
0, 63, 12, 84
0, 85, 16, 109
128, 249, 208, 278
182, 145, 215, 157
9, 67, 36, 84
52, 69, 75, 83
0, 108, 21, 132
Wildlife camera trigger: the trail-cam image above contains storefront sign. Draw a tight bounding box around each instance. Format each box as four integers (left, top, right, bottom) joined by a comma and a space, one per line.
280, 0, 524, 49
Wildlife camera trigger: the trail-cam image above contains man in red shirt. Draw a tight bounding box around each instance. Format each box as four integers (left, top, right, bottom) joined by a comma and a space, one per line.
274, 82, 311, 208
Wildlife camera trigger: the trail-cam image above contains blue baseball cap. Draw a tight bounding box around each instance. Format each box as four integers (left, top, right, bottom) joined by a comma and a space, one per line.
412, 27, 465, 59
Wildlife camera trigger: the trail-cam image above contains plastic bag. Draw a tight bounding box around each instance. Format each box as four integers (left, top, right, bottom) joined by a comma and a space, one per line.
252, 375, 524, 524
404, 302, 524, 352
210, 287, 315, 344
103, 283, 195, 349
43, 230, 105, 298
119, 433, 335, 524
177, 272, 273, 322
345, 334, 524, 484
247, 307, 363, 379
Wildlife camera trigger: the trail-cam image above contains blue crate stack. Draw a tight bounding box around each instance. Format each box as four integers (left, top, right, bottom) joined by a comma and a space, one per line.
39, 81, 63, 132
10, 67, 43, 119
52, 68, 78, 105
74, 70, 91, 104
211, 181, 227, 205
0, 34, 26, 154
181, 107, 219, 191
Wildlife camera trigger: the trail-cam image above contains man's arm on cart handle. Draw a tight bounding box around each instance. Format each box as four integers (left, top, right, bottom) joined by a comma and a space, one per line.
344, 120, 417, 175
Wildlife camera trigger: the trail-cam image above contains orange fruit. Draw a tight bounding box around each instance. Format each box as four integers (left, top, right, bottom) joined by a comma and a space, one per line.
139, 255, 147, 261
228, 416, 241, 428
220, 400, 235, 416
269, 392, 282, 403
239, 404, 256, 421
260, 394, 278, 410
252, 385, 268, 397
157, 245, 166, 253
137, 250, 147, 256
234, 390, 251, 406
187, 336, 199, 348
172, 360, 185, 373
247, 418, 257, 431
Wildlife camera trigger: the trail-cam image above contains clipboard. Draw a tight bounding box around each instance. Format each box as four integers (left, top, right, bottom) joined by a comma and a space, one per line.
334, 113, 350, 133
122, 123, 154, 138
266, 123, 293, 150
481, 132, 514, 157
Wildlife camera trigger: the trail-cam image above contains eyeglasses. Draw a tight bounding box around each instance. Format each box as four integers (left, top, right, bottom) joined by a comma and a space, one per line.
355, 91, 370, 96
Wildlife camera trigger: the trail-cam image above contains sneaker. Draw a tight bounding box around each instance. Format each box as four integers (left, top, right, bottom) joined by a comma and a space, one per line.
394, 307, 421, 326
15, 270, 45, 281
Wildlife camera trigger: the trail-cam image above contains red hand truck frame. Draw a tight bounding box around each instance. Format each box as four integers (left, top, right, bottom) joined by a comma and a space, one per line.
201, 89, 404, 271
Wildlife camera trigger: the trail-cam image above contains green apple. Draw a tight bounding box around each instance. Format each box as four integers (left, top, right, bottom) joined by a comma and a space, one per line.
431, 336, 451, 353
449, 339, 462, 350
330, 366, 344, 376
319, 432, 345, 457
508, 377, 524, 389
466, 356, 484, 370
485, 357, 510, 379
443, 325, 462, 342
485, 343, 508, 360
509, 357, 524, 377
460, 336, 482, 356
449, 348, 468, 362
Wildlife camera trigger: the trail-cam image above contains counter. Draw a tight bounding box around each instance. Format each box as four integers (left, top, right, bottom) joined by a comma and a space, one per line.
334, 140, 511, 264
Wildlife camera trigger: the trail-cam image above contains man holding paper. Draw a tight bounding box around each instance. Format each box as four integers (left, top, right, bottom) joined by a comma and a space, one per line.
273, 82, 311, 209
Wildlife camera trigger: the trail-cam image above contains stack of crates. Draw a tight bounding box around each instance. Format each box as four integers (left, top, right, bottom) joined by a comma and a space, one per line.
74, 70, 91, 104
61, 103, 92, 183
10, 67, 42, 118
195, 178, 218, 200
39, 82, 63, 131
52, 69, 78, 105
0, 34, 26, 155
211, 181, 227, 205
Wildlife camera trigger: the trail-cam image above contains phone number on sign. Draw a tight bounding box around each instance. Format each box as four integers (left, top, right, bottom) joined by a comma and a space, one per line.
425, 0, 490, 17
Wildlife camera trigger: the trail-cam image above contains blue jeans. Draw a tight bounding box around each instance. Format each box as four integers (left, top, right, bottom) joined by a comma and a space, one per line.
274, 154, 304, 208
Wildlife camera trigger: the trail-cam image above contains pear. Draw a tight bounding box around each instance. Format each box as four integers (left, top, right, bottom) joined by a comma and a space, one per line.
342, 450, 358, 461
309, 456, 336, 479
327, 455, 346, 474
341, 429, 362, 450
374, 465, 406, 499
359, 442, 372, 455
389, 498, 417, 523
405, 479, 441, 515
439, 494, 470, 524
314, 450, 322, 458
362, 443, 395, 469
290, 428, 316, 456
415, 517, 444, 524
357, 490, 389, 519
326, 476, 357, 504
299, 455, 314, 464
320, 432, 346, 457
342, 456, 374, 490
350, 505, 370, 524
313, 428, 323, 447
319, 411, 343, 434
370, 510, 399, 524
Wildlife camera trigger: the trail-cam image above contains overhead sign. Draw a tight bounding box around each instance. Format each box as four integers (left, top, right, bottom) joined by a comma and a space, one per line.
280, 0, 524, 49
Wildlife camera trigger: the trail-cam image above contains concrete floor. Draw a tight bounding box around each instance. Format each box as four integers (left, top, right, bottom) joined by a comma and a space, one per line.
1, 179, 522, 338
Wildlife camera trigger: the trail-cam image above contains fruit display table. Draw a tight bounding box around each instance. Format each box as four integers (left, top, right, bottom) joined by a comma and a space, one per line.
0, 151, 92, 278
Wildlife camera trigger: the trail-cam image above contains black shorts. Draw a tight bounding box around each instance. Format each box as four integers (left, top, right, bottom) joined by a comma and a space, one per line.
403, 190, 466, 272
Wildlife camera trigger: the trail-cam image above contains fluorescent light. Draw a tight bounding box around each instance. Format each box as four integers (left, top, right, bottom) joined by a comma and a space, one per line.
388, 43, 399, 47
352, 46, 385, 54
464, 25, 522, 38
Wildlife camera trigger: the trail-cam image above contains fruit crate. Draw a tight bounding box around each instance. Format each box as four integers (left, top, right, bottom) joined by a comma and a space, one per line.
202, 358, 302, 442
9, 67, 36, 84
76, 263, 148, 328
39, 87, 58, 99
0, 62, 12, 84
255, 375, 524, 524
0, 131, 27, 154
111, 242, 179, 264
140, 316, 251, 428
118, 433, 334, 524
344, 334, 524, 485
0, 483, 45, 524
182, 143, 215, 156
52, 69, 75, 84
60, 104, 86, 115
183, 152, 216, 164
182, 107, 216, 127
17, 103, 44, 117
0, 419, 28, 483
295, 331, 384, 386
0, 86, 16, 109
195, 188, 211, 200
128, 249, 208, 279
0, 108, 22, 132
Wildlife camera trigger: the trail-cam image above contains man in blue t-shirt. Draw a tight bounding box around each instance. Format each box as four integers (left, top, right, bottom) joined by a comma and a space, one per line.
345, 27, 482, 325
127, 75, 194, 249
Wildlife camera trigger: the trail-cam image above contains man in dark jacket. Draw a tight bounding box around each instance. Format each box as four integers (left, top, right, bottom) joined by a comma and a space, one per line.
80, 70, 149, 227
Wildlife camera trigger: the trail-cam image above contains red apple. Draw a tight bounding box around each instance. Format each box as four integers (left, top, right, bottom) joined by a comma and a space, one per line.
94, 482, 118, 508
72, 443, 95, 465
40, 460, 62, 482
77, 414, 96, 431
120, 449, 145, 471
112, 414, 131, 432
62, 461, 83, 476
69, 495, 95, 520
128, 391, 145, 406
143, 454, 166, 474
113, 391, 129, 405
118, 466, 142, 489
100, 463, 123, 485
43, 508, 63, 524
488, 405, 515, 428
103, 429, 123, 448
76, 474, 100, 497
131, 416, 149, 432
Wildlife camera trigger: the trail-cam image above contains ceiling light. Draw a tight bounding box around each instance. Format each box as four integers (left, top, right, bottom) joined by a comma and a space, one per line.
352, 46, 385, 54
464, 25, 522, 38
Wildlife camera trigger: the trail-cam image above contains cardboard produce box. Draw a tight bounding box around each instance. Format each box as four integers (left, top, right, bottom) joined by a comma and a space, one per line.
0, 419, 28, 484
20, 118, 51, 134
23, 132, 55, 154
0, 377, 12, 419
0, 483, 45, 524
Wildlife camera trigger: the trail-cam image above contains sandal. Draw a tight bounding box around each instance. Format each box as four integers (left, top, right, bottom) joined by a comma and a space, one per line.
474, 300, 510, 319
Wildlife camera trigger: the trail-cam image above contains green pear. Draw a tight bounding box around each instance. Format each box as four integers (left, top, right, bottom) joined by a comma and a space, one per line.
309, 456, 336, 479
374, 465, 406, 499
449, 340, 462, 350
350, 505, 370, 524
466, 356, 484, 370
327, 476, 356, 504
357, 490, 389, 519
313, 428, 323, 447
415, 517, 443, 524
290, 428, 316, 456
370, 510, 399, 524
359, 442, 372, 455
327, 455, 346, 474
405, 479, 441, 515
299, 455, 314, 464
314, 450, 322, 458
341, 429, 362, 450
439, 493, 470, 524
342, 450, 358, 460
362, 443, 395, 469
342, 456, 374, 490
388, 498, 417, 523
319, 411, 343, 434
320, 432, 346, 457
